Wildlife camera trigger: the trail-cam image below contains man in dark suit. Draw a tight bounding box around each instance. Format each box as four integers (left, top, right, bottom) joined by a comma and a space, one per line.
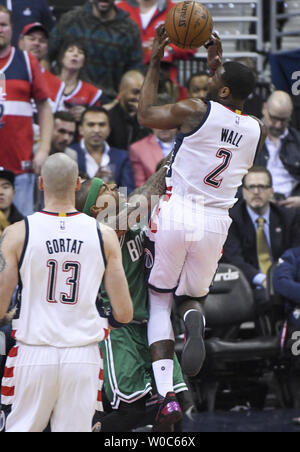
71, 107, 135, 193
222, 166, 300, 307
254, 91, 300, 208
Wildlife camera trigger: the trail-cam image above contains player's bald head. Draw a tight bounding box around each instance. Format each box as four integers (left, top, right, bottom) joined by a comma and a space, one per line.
41, 153, 79, 198
266, 90, 293, 116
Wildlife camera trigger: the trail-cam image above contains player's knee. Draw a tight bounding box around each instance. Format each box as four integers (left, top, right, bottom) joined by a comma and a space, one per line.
174, 295, 207, 318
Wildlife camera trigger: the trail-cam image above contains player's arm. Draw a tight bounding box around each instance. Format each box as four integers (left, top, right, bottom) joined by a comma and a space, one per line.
107, 153, 171, 236
100, 224, 133, 325
138, 25, 205, 129
34, 99, 54, 174
0, 223, 24, 320
205, 32, 223, 76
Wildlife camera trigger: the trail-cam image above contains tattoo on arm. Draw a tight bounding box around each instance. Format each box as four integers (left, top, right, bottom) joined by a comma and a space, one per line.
128, 150, 172, 201
0, 231, 7, 273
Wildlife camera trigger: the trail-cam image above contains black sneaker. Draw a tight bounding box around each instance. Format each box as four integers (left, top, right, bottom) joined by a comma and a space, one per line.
152, 392, 182, 432
181, 310, 206, 377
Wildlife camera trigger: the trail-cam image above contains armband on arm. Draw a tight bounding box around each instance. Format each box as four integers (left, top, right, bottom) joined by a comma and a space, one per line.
107, 310, 128, 329
99, 303, 127, 329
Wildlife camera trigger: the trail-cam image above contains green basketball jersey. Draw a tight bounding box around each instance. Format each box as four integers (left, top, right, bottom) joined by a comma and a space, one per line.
101, 226, 149, 322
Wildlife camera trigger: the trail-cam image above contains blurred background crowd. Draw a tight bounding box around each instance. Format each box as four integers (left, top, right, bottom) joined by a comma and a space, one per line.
1, 0, 300, 426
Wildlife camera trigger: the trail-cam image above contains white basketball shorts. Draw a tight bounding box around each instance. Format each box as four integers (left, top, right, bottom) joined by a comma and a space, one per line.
3, 342, 102, 432
148, 195, 232, 298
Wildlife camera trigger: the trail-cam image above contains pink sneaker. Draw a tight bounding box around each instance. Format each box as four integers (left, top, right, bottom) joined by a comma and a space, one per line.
152, 392, 182, 432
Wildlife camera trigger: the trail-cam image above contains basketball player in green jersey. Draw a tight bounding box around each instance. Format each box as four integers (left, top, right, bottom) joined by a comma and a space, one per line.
75, 174, 191, 432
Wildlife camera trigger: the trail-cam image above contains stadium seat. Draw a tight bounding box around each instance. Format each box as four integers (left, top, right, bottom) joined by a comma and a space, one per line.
174, 264, 289, 412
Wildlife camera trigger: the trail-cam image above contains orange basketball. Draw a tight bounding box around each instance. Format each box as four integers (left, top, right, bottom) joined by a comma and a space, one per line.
164, 1, 213, 49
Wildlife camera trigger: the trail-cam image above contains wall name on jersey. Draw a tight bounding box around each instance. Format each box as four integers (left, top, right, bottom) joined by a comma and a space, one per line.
46, 238, 84, 255
221, 128, 243, 147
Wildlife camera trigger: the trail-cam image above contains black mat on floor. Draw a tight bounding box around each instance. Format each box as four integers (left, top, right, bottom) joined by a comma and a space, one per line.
182, 409, 300, 432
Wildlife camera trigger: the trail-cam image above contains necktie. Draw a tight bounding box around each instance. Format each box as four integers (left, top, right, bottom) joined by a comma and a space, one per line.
256, 217, 272, 275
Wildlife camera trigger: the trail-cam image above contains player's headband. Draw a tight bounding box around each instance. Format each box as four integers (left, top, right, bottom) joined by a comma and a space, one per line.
83, 177, 104, 217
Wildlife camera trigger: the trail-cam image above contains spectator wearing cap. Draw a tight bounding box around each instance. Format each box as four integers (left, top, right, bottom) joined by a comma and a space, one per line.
0, 0, 54, 47
0, 5, 53, 216
0, 167, 23, 230
19, 22, 65, 113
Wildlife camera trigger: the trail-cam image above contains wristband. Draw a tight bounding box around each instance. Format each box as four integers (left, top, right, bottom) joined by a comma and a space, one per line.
108, 311, 127, 329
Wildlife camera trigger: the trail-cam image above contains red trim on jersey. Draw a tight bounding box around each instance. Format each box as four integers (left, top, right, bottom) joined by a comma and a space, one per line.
99, 368, 104, 380
103, 328, 109, 340
8, 346, 18, 357
5, 79, 32, 102
42, 70, 64, 104
62, 80, 102, 107
222, 105, 248, 116
11, 329, 16, 339
40, 211, 82, 217
4, 366, 14, 378
1, 386, 14, 397
97, 390, 102, 402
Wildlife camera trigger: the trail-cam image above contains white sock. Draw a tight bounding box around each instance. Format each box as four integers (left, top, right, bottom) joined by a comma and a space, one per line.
152, 359, 174, 398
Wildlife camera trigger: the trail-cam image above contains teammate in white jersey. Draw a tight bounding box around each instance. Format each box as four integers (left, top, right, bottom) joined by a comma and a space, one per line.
137, 26, 267, 430
0, 153, 133, 432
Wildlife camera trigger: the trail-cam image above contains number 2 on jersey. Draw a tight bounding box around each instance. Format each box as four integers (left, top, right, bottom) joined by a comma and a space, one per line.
47, 260, 81, 304
204, 148, 232, 188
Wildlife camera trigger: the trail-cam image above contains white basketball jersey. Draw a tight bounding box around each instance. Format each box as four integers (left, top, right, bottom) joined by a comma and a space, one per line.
14, 212, 108, 347
165, 101, 261, 210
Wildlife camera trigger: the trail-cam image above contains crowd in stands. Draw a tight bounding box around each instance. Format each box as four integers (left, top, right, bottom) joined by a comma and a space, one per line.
1, 0, 300, 430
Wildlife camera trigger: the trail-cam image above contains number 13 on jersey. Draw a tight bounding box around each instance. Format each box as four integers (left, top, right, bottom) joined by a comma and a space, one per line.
46, 260, 81, 304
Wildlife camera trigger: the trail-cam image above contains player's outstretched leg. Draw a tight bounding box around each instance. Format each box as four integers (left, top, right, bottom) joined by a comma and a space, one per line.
148, 289, 183, 430
177, 298, 206, 377
149, 339, 183, 432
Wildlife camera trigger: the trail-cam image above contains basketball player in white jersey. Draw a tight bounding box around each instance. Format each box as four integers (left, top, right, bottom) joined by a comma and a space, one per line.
0, 153, 133, 432
137, 26, 267, 429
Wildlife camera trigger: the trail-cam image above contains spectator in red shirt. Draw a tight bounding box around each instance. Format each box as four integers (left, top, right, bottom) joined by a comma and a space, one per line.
0, 5, 53, 216
18, 22, 65, 113
117, 0, 195, 99
55, 38, 103, 123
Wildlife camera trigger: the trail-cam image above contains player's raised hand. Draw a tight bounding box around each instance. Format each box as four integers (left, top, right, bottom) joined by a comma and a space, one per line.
205, 32, 223, 76
151, 24, 171, 63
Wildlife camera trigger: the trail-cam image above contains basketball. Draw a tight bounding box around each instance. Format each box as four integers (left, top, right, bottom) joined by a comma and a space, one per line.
164, 1, 213, 49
